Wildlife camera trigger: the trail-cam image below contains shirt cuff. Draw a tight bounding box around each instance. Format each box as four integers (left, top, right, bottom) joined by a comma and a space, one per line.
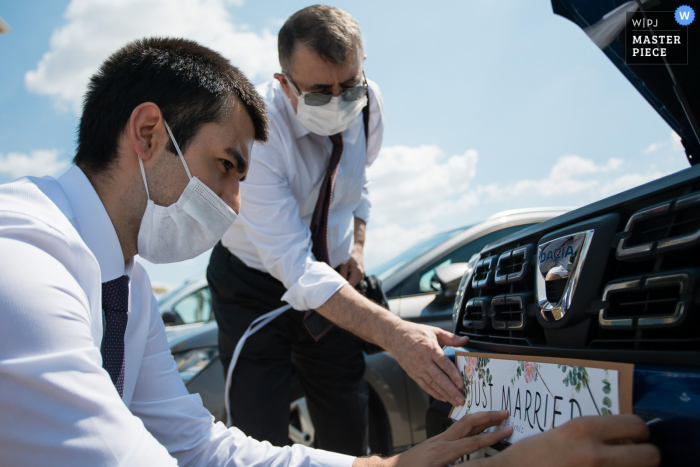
353, 199, 371, 223
281, 258, 348, 311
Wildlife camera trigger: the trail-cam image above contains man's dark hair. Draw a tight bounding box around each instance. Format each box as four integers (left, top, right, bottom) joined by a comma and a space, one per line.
74, 37, 268, 175
278, 5, 363, 73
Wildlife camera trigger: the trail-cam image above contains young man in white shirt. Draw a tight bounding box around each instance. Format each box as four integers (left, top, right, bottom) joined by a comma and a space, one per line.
0, 35, 659, 467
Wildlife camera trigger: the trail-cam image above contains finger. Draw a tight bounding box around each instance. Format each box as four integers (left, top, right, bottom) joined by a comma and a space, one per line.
425, 374, 456, 405
443, 410, 510, 441
415, 375, 451, 403
435, 352, 465, 391
452, 427, 513, 457
435, 328, 469, 347
598, 443, 661, 467
464, 410, 511, 437
428, 362, 465, 406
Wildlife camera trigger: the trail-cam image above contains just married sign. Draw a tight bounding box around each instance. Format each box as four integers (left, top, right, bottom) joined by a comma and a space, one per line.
449, 352, 634, 444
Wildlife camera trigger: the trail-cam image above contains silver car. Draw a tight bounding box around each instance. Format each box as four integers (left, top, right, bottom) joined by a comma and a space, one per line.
160, 207, 570, 454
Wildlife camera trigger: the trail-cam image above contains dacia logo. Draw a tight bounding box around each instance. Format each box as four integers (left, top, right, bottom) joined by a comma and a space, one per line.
539, 246, 575, 264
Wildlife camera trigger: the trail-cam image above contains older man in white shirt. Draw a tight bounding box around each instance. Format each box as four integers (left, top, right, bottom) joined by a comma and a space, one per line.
209, 5, 473, 455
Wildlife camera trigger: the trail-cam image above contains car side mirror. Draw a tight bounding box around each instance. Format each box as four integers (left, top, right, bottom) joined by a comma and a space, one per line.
162, 310, 184, 326
432, 263, 469, 303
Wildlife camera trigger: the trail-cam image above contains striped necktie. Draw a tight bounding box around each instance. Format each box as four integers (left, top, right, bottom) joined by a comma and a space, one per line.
101, 275, 129, 397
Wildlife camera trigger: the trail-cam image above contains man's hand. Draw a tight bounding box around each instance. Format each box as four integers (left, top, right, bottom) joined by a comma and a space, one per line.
354, 414, 660, 467
316, 285, 469, 405
353, 411, 512, 467
340, 243, 364, 287
388, 321, 469, 406
477, 415, 660, 467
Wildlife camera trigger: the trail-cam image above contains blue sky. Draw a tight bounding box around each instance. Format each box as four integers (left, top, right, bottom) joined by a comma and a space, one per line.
0, 0, 689, 289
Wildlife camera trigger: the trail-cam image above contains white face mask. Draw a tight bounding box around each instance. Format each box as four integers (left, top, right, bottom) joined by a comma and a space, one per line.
137, 121, 237, 264
290, 85, 367, 136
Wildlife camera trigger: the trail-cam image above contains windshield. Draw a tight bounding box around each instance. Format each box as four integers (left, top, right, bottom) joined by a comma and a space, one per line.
368, 227, 468, 281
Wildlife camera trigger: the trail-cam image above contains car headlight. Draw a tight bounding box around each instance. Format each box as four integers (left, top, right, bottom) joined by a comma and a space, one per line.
452, 255, 480, 334
173, 347, 218, 384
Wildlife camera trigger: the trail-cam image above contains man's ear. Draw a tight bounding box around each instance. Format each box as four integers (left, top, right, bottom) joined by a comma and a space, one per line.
274, 73, 292, 100
127, 102, 168, 164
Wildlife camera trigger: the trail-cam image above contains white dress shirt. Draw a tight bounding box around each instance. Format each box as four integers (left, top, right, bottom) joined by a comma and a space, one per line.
222, 79, 384, 311
0, 165, 354, 467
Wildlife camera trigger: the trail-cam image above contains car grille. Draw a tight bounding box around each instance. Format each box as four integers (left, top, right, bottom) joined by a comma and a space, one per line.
455, 181, 700, 365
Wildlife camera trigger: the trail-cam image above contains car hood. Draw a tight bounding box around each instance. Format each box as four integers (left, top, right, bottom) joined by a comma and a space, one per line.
552, 0, 700, 165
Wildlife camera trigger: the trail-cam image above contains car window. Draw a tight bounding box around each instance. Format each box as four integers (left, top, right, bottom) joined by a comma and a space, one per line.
395, 224, 535, 298
172, 287, 212, 324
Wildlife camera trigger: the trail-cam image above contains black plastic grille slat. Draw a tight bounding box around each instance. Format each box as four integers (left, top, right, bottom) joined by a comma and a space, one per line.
473, 268, 489, 282
626, 198, 700, 249
628, 216, 672, 247
668, 210, 700, 237
498, 257, 526, 276
606, 286, 680, 320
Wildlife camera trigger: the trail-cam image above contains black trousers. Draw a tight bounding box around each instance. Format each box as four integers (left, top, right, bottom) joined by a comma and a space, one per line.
207, 242, 368, 455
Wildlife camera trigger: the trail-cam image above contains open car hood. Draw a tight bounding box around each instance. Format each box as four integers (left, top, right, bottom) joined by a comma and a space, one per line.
552, 0, 700, 165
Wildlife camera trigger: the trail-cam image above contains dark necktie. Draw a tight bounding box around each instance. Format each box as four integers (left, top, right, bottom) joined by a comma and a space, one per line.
101, 275, 130, 397
304, 133, 343, 340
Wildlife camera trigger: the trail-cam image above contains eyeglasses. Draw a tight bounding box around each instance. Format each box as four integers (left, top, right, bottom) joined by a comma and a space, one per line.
284, 71, 368, 107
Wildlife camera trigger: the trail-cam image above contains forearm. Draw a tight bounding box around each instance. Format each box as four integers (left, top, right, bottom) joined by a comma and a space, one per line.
354, 217, 366, 249
353, 457, 391, 467
316, 283, 401, 350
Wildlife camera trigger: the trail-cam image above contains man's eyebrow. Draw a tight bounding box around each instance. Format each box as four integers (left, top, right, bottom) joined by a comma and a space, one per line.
225, 147, 248, 173
307, 75, 361, 91
340, 75, 361, 86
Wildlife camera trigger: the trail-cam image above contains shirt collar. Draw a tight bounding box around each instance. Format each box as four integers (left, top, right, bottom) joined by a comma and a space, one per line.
278, 80, 311, 140
58, 165, 132, 282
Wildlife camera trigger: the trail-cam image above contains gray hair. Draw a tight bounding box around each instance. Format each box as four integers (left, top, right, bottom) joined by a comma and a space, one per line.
278, 5, 363, 73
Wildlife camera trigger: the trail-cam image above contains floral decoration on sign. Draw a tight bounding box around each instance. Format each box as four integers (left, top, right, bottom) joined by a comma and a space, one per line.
558, 365, 613, 415
511, 361, 539, 385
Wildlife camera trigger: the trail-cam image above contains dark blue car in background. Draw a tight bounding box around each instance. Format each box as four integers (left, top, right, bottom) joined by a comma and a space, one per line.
428, 1, 700, 465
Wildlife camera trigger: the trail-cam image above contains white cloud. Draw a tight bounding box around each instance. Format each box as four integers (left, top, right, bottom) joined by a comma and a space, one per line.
363, 144, 478, 267
486, 154, 624, 201
0, 149, 70, 179
25, 0, 279, 114
367, 145, 479, 225
644, 142, 661, 154
596, 169, 666, 198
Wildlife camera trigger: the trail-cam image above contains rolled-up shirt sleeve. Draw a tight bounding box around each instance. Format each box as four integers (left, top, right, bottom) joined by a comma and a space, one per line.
239, 130, 348, 311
